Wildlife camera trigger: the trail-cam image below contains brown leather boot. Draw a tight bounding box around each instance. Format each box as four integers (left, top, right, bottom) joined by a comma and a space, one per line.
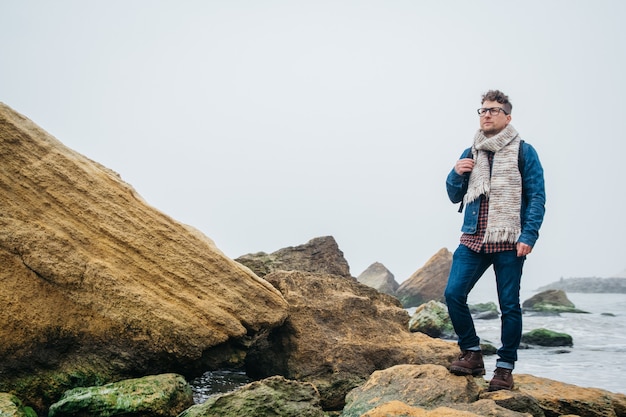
488, 367, 514, 391
449, 350, 485, 376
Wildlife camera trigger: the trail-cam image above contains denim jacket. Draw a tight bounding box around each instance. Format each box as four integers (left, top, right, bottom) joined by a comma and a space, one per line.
446, 141, 546, 248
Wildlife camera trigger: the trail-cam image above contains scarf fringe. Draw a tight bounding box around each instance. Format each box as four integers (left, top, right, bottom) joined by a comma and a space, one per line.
464, 183, 489, 206
483, 228, 521, 244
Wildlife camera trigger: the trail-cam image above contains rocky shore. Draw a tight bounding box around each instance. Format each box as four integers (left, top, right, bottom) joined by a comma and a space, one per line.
1, 102, 624, 416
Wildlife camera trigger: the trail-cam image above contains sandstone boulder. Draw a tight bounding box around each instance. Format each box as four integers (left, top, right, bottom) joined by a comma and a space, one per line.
396, 248, 452, 307
480, 389, 547, 417
359, 400, 531, 416
341, 364, 483, 417
357, 401, 487, 416
356, 262, 399, 296
235, 236, 351, 278
515, 374, 626, 417
342, 365, 626, 417
0, 103, 288, 412
245, 271, 458, 410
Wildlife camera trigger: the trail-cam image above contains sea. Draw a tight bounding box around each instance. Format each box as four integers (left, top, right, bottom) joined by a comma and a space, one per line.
189, 289, 626, 404
468, 289, 626, 395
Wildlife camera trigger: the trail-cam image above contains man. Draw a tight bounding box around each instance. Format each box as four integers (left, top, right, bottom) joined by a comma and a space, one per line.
444, 90, 545, 391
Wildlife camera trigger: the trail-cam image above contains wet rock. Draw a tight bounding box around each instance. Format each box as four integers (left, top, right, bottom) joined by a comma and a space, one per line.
521, 328, 573, 347
474, 310, 500, 320
179, 376, 324, 417
48, 373, 193, 417
480, 343, 498, 355
471, 301, 500, 320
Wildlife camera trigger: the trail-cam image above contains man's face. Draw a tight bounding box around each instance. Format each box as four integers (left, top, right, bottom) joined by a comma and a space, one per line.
479, 100, 512, 137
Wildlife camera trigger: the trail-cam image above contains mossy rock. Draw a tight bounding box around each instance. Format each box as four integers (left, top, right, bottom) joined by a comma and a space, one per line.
479, 342, 497, 355
469, 302, 499, 314
1, 366, 111, 415
48, 373, 193, 417
0, 393, 38, 417
179, 376, 325, 417
522, 290, 588, 313
521, 328, 573, 347
408, 300, 454, 338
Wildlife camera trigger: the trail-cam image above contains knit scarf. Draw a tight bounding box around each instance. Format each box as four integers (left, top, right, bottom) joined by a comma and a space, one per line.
464, 124, 522, 244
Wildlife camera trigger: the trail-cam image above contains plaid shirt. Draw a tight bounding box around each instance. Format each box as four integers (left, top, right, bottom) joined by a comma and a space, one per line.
460, 152, 516, 253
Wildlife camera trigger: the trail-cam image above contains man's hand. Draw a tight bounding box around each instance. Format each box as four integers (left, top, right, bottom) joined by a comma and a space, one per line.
454, 158, 475, 175
516, 242, 532, 257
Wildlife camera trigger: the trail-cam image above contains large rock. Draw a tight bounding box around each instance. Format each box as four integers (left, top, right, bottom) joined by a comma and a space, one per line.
179, 376, 325, 417
522, 290, 588, 313
245, 271, 458, 410
48, 373, 193, 417
396, 248, 452, 307
356, 262, 399, 296
235, 236, 351, 278
0, 103, 288, 412
341, 365, 481, 417
515, 374, 626, 417
341, 365, 626, 417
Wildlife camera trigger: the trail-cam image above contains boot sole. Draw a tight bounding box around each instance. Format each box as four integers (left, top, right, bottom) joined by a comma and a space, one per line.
488, 383, 514, 392
450, 366, 486, 376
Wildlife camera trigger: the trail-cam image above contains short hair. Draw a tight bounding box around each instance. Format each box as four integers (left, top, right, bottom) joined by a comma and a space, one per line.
482, 90, 512, 114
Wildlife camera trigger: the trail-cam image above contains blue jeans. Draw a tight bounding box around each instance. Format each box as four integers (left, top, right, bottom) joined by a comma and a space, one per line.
444, 244, 525, 366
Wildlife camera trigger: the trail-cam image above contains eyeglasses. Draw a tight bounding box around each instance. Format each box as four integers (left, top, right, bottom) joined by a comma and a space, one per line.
477, 107, 508, 117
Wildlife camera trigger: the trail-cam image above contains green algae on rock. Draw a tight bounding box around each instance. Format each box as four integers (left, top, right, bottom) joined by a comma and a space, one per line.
47, 374, 193, 417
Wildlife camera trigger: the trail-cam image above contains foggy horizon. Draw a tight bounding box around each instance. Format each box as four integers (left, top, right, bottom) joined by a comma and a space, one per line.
2, 1, 625, 291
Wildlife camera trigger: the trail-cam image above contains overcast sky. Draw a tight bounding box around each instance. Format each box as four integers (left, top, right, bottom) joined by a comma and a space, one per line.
2, 1, 625, 295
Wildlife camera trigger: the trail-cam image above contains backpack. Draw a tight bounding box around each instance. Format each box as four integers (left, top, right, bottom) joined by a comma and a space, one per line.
457, 140, 525, 213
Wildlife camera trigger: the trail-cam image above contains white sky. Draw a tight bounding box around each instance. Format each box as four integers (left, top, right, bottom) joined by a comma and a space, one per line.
2, 1, 625, 292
